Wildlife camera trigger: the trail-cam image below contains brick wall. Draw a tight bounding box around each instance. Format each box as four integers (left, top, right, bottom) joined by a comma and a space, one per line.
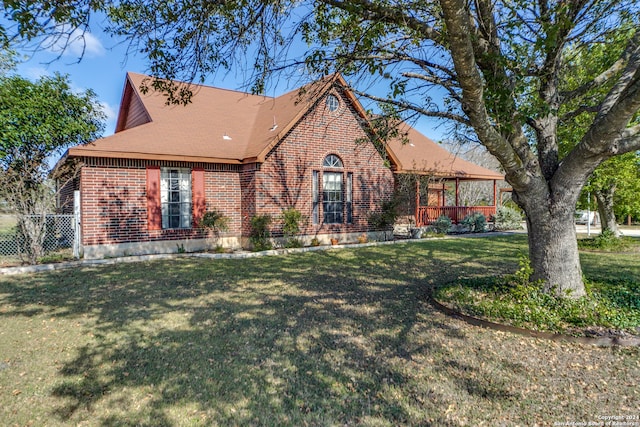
57, 175, 79, 214
253, 87, 394, 236
75, 86, 394, 249
79, 159, 242, 246
240, 163, 258, 237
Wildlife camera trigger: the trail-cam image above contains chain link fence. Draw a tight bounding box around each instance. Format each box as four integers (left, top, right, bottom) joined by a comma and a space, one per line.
0, 214, 79, 265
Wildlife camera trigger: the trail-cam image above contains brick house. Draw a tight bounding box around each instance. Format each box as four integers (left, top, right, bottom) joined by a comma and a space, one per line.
56, 73, 502, 259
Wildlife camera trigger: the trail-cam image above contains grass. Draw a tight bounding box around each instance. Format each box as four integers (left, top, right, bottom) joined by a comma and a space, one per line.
435, 237, 640, 336
577, 230, 640, 252
434, 277, 640, 336
1, 235, 639, 426
0, 214, 16, 234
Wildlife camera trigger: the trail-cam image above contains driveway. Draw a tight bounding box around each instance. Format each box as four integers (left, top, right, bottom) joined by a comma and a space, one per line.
575, 224, 640, 237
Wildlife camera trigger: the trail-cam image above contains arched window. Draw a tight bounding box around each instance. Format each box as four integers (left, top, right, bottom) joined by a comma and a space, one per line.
323, 154, 343, 168
313, 155, 352, 225
322, 155, 343, 224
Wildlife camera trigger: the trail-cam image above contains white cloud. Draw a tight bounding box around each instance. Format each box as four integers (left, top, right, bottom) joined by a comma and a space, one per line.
100, 101, 119, 136
23, 66, 51, 80
46, 27, 106, 58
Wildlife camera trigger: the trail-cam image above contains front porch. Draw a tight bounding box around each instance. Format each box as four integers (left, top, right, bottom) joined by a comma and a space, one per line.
416, 205, 497, 225
384, 123, 505, 227
413, 178, 499, 226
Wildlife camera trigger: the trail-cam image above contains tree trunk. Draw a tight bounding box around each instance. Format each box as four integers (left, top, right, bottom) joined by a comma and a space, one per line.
594, 187, 620, 236
525, 208, 586, 298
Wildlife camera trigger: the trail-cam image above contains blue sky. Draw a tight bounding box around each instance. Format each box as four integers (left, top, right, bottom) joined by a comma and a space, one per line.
13, 24, 448, 141
14, 28, 139, 135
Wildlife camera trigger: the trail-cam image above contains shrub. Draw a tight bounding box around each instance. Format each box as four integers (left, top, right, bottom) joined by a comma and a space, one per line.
434, 251, 640, 334
431, 215, 452, 234
495, 206, 523, 230
200, 209, 230, 248
284, 239, 303, 248
250, 214, 272, 251
281, 207, 305, 247
461, 212, 487, 233
507, 252, 535, 287
200, 210, 230, 233
368, 199, 398, 231
578, 229, 630, 251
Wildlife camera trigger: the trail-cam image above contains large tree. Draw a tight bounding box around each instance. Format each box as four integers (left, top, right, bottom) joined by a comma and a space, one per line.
3, 0, 639, 295
0, 71, 104, 263
557, 26, 640, 237
581, 153, 640, 235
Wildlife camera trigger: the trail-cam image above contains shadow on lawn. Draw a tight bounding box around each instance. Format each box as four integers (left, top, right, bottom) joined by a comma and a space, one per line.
1, 236, 526, 425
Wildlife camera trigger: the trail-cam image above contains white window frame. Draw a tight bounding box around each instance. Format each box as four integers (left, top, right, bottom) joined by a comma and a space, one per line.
161, 167, 192, 229
323, 171, 343, 224
326, 94, 340, 112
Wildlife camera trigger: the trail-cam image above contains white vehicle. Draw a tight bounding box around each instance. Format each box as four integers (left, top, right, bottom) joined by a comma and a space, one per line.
575, 210, 599, 225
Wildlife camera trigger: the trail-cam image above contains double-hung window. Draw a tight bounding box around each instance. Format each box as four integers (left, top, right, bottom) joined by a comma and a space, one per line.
312, 155, 353, 225
346, 172, 353, 224
323, 172, 343, 224
161, 168, 192, 229
320, 154, 350, 224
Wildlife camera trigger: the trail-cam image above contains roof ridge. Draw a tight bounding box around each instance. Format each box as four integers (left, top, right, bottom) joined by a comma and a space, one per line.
126, 71, 275, 100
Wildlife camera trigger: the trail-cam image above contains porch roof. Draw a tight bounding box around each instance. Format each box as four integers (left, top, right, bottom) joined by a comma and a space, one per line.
387, 125, 504, 181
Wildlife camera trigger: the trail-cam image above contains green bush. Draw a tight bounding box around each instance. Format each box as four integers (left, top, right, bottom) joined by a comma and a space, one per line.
461, 212, 487, 233
200, 209, 230, 248
495, 206, 523, 230
284, 238, 303, 248
430, 215, 452, 234
578, 229, 631, 251
368, 199, 398, 230
281, 207, 305, 248
434, 254, 640, 334
250, 214, 272, 251
200, 210, 230, 233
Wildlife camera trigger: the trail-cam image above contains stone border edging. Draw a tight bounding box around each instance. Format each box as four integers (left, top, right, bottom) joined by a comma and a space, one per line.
0, 237, 413, 276
426, 288, 640, 347
0, 231, 521, 276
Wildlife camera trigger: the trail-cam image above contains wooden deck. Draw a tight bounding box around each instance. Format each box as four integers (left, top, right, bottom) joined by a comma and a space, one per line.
416, 206, 497, 226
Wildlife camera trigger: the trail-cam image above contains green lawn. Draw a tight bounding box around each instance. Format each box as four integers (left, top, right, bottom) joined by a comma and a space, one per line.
1, 235, 638, 426
0, 214, 16, 234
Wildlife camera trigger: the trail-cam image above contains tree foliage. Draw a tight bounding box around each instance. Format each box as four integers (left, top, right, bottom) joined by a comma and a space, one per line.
0, 70, 104, 263
557, 26, 640, 235
3, 0, 639, 295
0, 72, 104, 175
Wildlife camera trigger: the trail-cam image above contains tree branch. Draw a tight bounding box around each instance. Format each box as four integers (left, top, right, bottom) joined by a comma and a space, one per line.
351, 88, 471, 126
554, 62, 640, 191
440, 0, 535, 191
400, 71, 462, 102
319, 0, 442, 43
560, 103, 600, 121
560, 31, 639, 102
615, 124, 640, 154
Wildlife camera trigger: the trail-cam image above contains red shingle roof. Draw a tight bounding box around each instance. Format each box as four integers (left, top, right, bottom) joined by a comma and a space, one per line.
388, 125, 504, 180
68, 72, 326, 163
64, 72, 503, 181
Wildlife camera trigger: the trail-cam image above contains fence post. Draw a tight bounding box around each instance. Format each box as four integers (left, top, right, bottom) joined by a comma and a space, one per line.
73, 190, 81, 259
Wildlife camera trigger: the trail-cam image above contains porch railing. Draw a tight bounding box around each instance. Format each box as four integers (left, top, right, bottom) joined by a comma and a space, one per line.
416, 206, 497, 226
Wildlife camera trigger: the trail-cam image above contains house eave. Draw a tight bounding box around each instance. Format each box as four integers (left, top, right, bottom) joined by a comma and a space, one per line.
394, 168, 504, 181
67, 148, 245, 165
